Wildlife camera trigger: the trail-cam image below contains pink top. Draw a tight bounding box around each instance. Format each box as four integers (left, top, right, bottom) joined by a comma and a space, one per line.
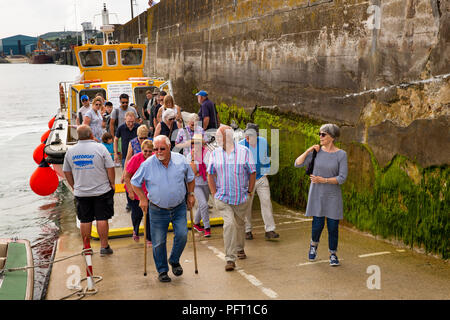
125, 152, 148, 200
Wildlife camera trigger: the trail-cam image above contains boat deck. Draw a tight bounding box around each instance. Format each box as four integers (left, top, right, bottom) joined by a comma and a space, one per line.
0, 239, 33, 300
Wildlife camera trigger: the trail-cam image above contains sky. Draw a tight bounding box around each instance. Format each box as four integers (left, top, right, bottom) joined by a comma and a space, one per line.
0, 0, 160, 39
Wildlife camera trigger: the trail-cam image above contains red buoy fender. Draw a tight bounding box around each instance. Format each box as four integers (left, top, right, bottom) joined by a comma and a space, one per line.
33, 143, 47, 164
48, 116, 56, 129
29, 160, 59, 196
41, 130, 51, 143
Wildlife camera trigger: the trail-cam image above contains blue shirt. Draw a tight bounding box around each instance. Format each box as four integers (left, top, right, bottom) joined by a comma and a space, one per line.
131, 152, 195, 209
238, 137, 271, 180
102, 142, 114, 159
197, 98, 217, 130
207, 143, 256, 205
115, 123, 139, 158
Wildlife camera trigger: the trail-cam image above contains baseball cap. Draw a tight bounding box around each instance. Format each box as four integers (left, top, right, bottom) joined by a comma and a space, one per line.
81, 95, 89, 101
195, 90, 208, 97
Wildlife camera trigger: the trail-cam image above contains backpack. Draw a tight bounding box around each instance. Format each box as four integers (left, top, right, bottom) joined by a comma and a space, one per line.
211, 103, 219, 129
111, 108, 119, 133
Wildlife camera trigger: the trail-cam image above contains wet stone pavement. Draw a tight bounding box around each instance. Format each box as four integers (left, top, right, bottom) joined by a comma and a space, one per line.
45, 197, 450, 300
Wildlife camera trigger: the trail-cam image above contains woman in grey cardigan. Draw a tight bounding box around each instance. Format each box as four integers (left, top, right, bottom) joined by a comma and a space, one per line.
294, 124, 348, 266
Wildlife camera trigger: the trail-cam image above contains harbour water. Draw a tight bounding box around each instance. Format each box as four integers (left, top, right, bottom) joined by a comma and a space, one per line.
0, 63, 79, 299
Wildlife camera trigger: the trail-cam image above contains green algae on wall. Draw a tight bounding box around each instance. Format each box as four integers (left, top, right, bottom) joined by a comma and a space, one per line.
344, 147, 449, 259
216, 104, 449, 259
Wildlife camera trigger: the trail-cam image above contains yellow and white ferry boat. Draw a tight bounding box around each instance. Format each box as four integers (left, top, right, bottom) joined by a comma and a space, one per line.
45, 42, 172, 172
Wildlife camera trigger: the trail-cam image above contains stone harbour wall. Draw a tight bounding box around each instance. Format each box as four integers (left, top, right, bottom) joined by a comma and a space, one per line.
115, 0, 449, 258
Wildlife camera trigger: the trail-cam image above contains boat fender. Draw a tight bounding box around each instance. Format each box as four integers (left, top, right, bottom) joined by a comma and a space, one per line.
33, 143, 47, 165
48, 116, 56, 129
29, 160, 59, 196
41, 130, 51, 143
45, 156, 64, 165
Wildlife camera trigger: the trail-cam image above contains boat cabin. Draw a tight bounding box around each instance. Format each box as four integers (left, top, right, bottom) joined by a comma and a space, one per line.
61, 43, 172, 127
74, 43, 147, 82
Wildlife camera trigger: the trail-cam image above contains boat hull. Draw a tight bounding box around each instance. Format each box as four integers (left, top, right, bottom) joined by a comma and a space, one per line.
31, 54, 53, 64
0, 239, 34, 300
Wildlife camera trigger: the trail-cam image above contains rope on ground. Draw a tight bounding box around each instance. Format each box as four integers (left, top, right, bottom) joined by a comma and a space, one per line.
60, 248, 103, 300
0, 248, 91, 274
0, 248, 103, 300
59, 275, 103, 300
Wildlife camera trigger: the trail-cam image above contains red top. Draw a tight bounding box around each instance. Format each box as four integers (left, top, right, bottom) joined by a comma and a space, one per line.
125, 152, 148, 200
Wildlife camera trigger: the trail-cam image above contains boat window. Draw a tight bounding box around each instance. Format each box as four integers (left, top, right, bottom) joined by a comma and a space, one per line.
70, 87, 79, 125
79, 50, 103, 67
134, 86, 156, 118
107, 50, 117, 66
120, 48, 143, 66
79, 89, 107, 104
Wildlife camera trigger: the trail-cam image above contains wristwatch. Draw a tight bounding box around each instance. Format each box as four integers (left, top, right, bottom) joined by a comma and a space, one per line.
188, 192, 195, 196
247, 190, 253, 194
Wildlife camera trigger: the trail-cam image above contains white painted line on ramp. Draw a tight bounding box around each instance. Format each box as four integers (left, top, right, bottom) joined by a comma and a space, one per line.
297, 259, 344, 266
358, 251, 391, 258
207, 245, 226, 261
206, 245, 279, 299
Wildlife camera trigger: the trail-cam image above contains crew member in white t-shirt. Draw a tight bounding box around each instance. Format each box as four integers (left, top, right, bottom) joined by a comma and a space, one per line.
63, 125, 116, 256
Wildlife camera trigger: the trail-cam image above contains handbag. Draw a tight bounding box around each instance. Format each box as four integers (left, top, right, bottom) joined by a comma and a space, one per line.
305, 149, 318, 175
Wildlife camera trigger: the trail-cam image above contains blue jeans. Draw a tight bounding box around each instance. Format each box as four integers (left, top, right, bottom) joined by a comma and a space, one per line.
129, 199, 151, 241
149, 202, 188, 273
311, 216, 339, 253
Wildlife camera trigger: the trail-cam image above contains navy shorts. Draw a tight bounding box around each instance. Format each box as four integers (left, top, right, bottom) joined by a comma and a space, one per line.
75, 189, 115, 223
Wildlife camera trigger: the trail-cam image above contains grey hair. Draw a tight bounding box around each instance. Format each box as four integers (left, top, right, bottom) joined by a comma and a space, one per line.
153, 135, 171, 147
320, 123, 340, 139
162, 108, 176, 122
189, 113, 199, 123
125, 111, 136, 119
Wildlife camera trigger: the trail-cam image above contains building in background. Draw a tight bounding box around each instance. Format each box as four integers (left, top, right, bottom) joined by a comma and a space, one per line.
25, 43, 37, 54
0, 34, 37, 55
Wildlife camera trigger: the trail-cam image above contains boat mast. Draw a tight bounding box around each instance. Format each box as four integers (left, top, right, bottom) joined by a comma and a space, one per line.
100, 3, 114, 45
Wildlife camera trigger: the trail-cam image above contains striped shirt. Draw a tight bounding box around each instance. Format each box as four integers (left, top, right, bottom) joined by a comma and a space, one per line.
207, 143, 256, 205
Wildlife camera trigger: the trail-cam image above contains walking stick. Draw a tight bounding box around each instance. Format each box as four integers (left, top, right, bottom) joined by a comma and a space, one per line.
189, 208, 199, 274
143, 208, 148, 276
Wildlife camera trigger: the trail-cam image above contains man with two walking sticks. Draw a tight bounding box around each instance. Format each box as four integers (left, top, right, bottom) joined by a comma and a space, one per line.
131, 135, 196, 282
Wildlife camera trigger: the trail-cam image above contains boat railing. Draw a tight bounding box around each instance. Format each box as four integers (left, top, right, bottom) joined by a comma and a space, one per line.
59, 81, 75, 113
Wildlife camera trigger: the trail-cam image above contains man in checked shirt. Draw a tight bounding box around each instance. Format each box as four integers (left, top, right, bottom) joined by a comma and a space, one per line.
207, 125, 256, 271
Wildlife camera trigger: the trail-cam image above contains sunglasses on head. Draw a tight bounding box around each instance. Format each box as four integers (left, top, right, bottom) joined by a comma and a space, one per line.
318, 132, 328, 137
154, 147, 166, 151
